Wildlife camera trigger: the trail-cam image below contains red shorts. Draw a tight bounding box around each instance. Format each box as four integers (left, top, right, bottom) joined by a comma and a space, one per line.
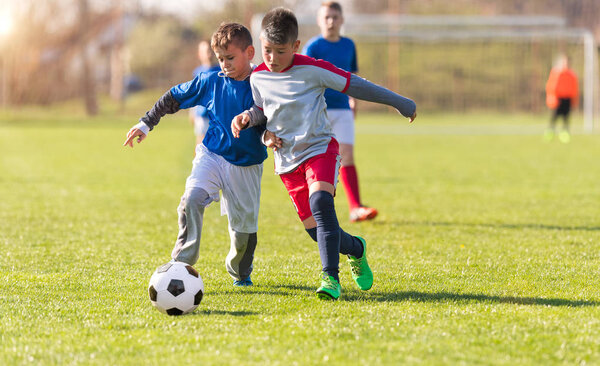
280, 138, 341, 221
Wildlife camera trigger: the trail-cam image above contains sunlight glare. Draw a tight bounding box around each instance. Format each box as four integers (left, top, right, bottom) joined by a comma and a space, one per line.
0, 14, 12, 36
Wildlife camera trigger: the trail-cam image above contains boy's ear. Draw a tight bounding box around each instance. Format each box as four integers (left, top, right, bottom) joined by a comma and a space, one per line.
292, 40, 301, 53
246, 45, 255, 60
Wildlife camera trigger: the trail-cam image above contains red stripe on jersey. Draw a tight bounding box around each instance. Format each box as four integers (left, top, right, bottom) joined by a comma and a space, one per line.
290, 54, 351, 81
253, 63, 270, 73
254, 55, 351, 91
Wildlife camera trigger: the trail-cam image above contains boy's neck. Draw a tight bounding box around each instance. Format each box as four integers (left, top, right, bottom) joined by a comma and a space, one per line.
322, 32, 341, 42
234, 65, 253, 81
280, 54, 296, 72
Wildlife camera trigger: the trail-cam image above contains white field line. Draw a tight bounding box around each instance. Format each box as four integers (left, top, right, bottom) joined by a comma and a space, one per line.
355, 124, 585, 136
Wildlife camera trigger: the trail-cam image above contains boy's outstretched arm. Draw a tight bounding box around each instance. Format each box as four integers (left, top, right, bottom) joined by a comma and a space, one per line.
123, 125, 147, 147
345, 74, 417, 122
139, 90, 181, 130
122, 90, 181, 148
231, 105, 267, 138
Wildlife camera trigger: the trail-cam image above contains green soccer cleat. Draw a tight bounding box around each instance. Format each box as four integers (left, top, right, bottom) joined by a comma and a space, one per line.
558, 130, 571, 144
347, 236, 373, 291
543, 128, 554, 142
316, 272, 341, 300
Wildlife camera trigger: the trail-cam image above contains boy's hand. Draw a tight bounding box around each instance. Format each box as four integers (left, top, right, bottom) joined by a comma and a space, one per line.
231, 112, 250, 138
263, 130, 282, 151
123, 127, 147, 148
409, 111, 417, 123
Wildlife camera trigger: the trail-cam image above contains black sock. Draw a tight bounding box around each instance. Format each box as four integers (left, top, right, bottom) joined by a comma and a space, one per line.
309, 191, 340, 282
305, 227, 317, 242
308, 223, 361, 258
340, 230, 364, 258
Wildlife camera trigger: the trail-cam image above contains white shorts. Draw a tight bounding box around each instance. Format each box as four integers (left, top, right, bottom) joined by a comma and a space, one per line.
327, 109, 355, 145
185, 144, 263, 233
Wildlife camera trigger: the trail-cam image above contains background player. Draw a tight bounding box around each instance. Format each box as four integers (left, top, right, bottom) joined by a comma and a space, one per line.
190, 40, 221, 145
124, 23, 267, 287
303, 1, 377, 223
544, 54, 579, 143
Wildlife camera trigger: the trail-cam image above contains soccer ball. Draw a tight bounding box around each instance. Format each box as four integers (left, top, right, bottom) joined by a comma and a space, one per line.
148, 261, 204, 316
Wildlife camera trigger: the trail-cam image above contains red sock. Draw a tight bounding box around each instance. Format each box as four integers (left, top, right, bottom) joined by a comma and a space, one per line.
339, 165, 361, 209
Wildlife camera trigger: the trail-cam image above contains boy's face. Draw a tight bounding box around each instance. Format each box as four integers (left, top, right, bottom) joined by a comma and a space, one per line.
260, 36, 300, 73
317, 7, 343, 39
213, 43, 255, 81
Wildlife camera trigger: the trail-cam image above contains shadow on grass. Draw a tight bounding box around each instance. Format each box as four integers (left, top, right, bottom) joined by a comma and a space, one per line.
208, 283, 314, 297
375, 220, 600, 232
343, 290, 599, 307
196, 309, 259, 316
205, 284, 596, 307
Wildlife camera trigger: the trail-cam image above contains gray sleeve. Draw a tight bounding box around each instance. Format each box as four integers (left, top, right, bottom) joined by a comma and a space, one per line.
345, 74, 416, 118
245, 105, 267, 129
139, 90, 181, 131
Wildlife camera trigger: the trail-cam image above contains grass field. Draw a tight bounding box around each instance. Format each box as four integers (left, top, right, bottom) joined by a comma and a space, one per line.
1, 96, 600, 365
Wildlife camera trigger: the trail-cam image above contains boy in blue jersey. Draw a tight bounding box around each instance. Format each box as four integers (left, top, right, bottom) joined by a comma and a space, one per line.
123, 23, 268, 287
303, 1, 377, 223
190, 40, 221, 145
232, 8, 416, 300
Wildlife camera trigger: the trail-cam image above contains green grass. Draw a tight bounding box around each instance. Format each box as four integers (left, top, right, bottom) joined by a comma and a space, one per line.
1, 98, 599, 365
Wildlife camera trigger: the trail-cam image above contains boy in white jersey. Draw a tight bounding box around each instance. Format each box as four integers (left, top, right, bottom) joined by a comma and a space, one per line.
232, 8, 416, 300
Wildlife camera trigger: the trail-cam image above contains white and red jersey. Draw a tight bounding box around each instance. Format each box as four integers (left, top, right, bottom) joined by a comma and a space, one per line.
250, 54, 351, 174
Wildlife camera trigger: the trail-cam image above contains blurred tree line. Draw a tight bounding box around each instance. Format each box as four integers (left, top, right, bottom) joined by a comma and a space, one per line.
0, 0, 598, 115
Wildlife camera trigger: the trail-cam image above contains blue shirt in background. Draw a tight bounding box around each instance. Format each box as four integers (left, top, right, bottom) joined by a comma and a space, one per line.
192, 64, 221, 118
303, 36, 358, 110
171, 71, 267, 166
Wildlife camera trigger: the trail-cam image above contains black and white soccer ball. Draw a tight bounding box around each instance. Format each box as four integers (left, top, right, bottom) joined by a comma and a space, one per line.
148, 261, 204, 316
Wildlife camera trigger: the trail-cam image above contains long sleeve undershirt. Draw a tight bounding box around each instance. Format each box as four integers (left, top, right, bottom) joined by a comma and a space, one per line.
244, 74, 415, 128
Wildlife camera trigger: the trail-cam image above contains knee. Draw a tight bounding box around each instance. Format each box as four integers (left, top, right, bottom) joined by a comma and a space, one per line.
309, 190, 335, 214
182, 187, 210, 210
339, 144, 354, 166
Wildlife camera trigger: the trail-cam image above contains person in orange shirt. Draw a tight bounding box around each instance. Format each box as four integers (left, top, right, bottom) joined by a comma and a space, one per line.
545, 54, 579, 143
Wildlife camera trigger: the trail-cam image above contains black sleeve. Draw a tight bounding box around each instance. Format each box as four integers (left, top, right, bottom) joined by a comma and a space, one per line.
139, 90, 181, 131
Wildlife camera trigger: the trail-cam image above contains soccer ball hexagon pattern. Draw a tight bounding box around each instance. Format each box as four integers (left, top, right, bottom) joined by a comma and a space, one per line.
148, 261, 204, 316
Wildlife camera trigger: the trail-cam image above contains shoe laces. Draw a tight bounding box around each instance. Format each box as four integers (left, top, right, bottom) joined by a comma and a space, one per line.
348, 256, 365, 276
320, 273, 338, 289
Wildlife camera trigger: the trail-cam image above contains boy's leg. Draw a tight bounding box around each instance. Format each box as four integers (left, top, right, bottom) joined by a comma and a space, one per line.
557, 99, 571, 143
221, 162, 263, 283
171, 187, 212, 264
226, 228, 257, 284
329, 109, 377, 222
309, 190, 341, 281
305, 223, 363, 259
171, 146, 221, 264
194, 115, 210, 143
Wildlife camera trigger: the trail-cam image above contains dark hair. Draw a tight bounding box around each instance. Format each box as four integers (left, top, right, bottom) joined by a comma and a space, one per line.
321, 1, 343, 13
261, 7, 298, 45
211, 22, 253, 51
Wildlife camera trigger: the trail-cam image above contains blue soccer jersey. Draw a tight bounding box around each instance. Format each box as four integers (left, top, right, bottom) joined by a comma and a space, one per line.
192, 64, 221, 118
171, 72, 267, 166
303, 36, 358, 110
